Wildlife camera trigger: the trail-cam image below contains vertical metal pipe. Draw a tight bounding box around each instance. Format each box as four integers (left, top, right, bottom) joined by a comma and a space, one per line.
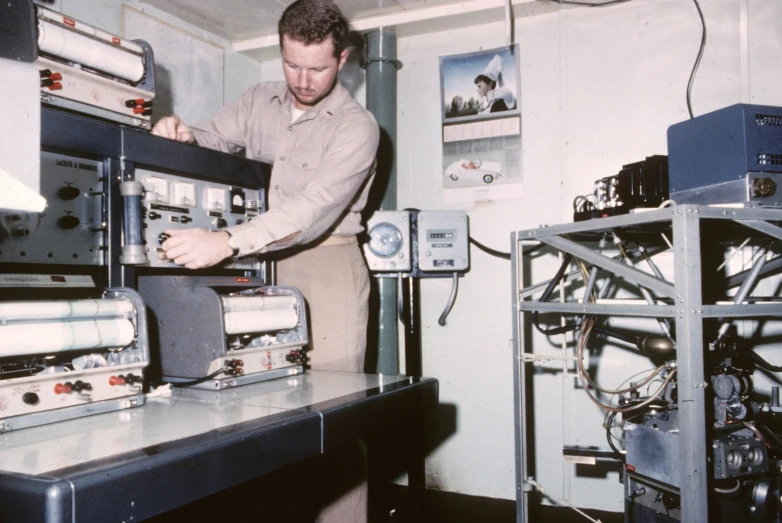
363, 30, 402, 374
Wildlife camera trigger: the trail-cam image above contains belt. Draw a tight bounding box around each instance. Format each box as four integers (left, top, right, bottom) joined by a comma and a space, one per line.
317, 235, 358, 247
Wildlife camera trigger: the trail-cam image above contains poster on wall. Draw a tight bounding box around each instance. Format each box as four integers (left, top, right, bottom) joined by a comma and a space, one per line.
440, 45, 522, 202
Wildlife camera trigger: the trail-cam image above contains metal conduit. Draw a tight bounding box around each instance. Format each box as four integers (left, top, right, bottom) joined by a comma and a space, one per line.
362, 29, 402, 374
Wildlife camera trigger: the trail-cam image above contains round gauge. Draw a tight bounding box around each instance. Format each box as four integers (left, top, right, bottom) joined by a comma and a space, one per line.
368, 222, 403, 258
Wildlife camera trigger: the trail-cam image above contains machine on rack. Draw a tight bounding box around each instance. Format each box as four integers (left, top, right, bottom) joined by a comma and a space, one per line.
138, 276, 307, 390
621, 329, 782, 523
668, 104, 782, 207
1, 0, 156, 129
572, 155, 669, 222
0, 276, 149, 432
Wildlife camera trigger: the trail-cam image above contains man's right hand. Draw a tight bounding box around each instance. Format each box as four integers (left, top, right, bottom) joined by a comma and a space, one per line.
150, 116, 195, 144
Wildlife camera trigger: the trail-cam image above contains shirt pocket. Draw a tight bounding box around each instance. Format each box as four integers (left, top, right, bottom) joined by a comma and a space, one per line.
285, 149, 325, 194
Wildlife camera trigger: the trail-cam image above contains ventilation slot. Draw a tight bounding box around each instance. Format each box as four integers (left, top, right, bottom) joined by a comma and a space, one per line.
758, 153, 782, 166
756, 113, 782, 126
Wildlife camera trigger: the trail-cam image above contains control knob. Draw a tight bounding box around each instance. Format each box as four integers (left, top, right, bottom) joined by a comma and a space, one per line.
22, 392, 39, 405
57, 186, 81, 200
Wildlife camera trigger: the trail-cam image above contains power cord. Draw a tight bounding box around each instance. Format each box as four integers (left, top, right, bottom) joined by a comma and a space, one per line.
469, 236, 543, 260
687, 0, 707, 119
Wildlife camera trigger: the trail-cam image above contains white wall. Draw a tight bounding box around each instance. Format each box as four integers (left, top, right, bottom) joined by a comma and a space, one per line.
396, 0, 782, 511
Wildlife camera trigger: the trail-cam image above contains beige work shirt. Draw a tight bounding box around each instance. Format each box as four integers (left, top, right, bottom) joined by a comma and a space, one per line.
190, 81, 379, 256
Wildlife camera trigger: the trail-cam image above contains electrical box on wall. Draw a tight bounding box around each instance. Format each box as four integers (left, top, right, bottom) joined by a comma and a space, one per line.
417, 211, 469, 272
363, 210, 412, 272
363, 210, 469, 275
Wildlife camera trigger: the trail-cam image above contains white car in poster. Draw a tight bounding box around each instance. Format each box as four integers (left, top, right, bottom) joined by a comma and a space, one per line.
445, 160, 502, 184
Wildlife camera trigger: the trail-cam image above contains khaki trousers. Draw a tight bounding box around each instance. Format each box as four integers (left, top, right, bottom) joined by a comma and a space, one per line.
276, 239, 369, 523
276, 238, 369, 373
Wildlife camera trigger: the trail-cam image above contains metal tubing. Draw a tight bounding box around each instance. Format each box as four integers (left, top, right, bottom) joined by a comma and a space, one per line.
715, 246, 769, 342
518, 301, 676, 318
511, 232, 530, 523
364, 29, 401, 374
623, 256, 671, 338
538, 235, 675, 298
581, 237, 606, 304
725, 255, 782, 289
737, 220, 782, 242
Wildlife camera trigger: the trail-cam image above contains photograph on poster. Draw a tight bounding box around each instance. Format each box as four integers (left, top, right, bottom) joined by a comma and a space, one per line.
442, 118, 520, 190
440, 46, 520, 124
439, 45, 522, 200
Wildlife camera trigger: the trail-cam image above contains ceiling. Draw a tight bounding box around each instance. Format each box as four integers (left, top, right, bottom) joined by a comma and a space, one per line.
139, 0, 481, 43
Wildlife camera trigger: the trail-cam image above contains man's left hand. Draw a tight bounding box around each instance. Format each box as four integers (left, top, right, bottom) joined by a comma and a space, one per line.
160, 228, 233, 269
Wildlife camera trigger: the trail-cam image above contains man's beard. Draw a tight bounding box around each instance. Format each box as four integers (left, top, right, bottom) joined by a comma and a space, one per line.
290, 75, 338, 109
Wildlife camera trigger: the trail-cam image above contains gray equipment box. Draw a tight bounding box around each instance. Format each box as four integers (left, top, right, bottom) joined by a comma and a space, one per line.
138, 276, 306, 390
667, 103, 782, 206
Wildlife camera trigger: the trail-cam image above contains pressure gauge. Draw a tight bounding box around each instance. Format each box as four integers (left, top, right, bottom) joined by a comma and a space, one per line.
368, 223, 403, 258
363, 211, 411, 272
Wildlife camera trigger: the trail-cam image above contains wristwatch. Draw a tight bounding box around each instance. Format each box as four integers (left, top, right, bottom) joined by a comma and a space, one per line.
223, 230, 240, 257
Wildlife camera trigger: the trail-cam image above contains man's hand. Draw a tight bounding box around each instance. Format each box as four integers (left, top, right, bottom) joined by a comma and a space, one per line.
159, 228, 233, 269
151, 116, 195, 144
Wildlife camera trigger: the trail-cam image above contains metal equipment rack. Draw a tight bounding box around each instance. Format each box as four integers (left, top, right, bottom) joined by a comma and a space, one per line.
512, 204, 782, 523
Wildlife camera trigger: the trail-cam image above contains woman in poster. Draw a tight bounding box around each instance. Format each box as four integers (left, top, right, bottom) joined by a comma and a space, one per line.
474, 55, 517, 114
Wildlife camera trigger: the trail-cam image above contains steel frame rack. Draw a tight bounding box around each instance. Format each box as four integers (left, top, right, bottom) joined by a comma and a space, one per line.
511, 204, 782, 523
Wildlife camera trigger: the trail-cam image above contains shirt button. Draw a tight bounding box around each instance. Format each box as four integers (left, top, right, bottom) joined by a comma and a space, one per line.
302, 163, 308, 168
274, 185, 279, 190
280, 156, 286, 161
288, 127, 293, 132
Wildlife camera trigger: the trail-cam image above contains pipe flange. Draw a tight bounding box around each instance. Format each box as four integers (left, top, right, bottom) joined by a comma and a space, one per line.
360, 58, 403, 70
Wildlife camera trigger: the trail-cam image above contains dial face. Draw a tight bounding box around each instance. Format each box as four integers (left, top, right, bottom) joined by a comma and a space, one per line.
205, 187, 226, 212
172, 181, 196, 207
144, 176, 170, 203
368, 223, 403, 258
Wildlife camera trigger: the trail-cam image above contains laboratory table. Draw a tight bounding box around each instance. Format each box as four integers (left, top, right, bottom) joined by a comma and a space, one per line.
0, 370, 438, 522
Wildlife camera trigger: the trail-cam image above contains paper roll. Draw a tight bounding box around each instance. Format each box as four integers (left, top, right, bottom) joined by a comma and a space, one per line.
223, 309, 299, 335
0, 299, 134, 322
37, 19, 145, 83
221, 295, 298, 313
0, 319, 135, 357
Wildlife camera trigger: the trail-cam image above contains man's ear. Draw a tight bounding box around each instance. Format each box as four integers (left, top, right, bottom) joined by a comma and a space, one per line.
338, 48, 349, 70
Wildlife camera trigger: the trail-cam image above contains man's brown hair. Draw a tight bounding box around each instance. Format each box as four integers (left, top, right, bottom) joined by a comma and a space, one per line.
278, 0, 349, 58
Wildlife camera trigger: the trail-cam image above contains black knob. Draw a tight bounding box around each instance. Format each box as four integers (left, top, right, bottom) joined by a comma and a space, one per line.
158, 232, 170, 245
22, 392, 39, 405
180, 216, 192, 224
57, 186, 81, 200
148, 211, 161, 220
214, 218, 228, 228
57, 215, 81, 229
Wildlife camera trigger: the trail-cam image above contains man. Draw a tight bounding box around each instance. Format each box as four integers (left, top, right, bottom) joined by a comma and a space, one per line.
152, 3, 377, 522
151, 0, 379, 374
474, 54, 516, 114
